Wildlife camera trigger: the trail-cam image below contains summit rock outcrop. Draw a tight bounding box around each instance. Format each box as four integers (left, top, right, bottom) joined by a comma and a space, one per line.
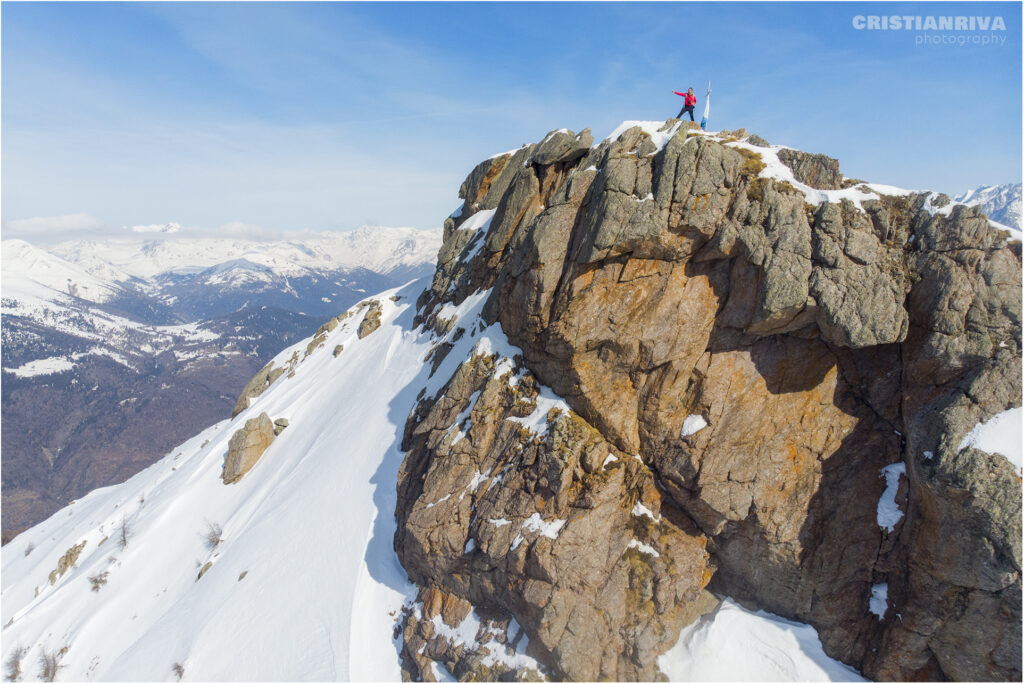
395, 122, 1022, 681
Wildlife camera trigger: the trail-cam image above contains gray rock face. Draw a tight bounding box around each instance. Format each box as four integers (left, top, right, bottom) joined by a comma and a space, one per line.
531, 128, 593, 165
809, 199, 910, 347
401, 122, 1022, 681
272, 418, 289, 436
357, 300, 383, 339
222, 413, 276, 484
232, 363, 286, 417
777, 147, 843, 189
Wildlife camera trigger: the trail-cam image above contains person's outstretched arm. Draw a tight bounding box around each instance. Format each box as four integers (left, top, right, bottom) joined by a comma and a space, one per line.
672, 90, 686, 97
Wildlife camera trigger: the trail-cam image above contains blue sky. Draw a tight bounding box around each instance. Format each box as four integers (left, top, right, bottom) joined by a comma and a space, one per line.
2, 1, 1021, 242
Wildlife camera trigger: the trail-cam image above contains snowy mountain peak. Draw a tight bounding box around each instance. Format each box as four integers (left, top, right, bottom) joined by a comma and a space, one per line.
954, 182, 1022, 229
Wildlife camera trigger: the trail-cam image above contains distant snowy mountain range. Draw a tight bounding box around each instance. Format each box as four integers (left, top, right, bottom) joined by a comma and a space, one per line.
954, 182, 1021, 230
51, 224, 442, 283
1, 226, 442, 540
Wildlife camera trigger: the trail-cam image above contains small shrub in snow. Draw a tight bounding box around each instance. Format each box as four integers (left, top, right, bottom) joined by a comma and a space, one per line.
203, 522, 223, 551
88, 571, 109, 592
37, 649, 63, 682
172, 663, 184, 681
118, 516, 131, 550
4, 646, 27, 681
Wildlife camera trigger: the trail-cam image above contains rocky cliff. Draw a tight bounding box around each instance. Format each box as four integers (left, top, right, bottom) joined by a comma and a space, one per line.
393, 121, 1022, 681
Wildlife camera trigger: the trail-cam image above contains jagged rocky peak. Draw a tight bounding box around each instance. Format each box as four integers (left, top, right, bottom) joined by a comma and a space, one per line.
397, 122, 1021, 680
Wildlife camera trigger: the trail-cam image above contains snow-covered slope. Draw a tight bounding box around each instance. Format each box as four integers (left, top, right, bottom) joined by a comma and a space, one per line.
1, 278, 858, 681
1, 284, 426, 681
1, 240, 125, 306
955, 183, 1022, 229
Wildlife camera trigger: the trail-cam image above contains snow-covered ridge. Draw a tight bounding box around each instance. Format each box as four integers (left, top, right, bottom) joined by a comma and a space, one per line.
1, 283, 227, 376
721, 137, 901, 210
601, 120, 683, 154
1, 239, 124, 304
47, 226, 443, 281
719, 136, 1020, 240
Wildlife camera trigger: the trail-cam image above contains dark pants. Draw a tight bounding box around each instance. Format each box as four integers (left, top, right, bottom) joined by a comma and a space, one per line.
677, 105, 695, 121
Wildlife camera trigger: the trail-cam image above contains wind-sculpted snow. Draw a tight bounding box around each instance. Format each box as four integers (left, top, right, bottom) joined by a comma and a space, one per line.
657, 599, 866, 681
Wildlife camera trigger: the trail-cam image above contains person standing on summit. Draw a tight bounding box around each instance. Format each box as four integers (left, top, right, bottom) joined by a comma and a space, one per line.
673, 87, 697, 121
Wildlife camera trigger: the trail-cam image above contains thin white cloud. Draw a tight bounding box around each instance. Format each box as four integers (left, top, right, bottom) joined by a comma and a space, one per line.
3, 213, 103, 235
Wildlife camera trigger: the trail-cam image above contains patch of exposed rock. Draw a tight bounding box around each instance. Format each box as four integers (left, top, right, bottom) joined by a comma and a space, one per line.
222, 412, 276, 484
232, 363, 286, 418
273, 417, 289, 436
399, 122, 1022, 681
358, 300, 383, 338
305, 316, 344, 358
48, 541, 87, 585
777, 147, 842, 189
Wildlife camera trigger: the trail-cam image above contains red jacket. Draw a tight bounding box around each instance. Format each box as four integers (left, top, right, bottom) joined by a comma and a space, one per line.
674, 90, 697, 106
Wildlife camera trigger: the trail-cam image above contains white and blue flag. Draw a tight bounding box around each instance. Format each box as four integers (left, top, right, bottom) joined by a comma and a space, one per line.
700, 81, 711, 130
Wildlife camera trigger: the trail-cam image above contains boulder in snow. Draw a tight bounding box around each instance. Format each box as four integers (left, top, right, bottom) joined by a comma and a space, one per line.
357, 301, 383, 339
222, 413, 276, 484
